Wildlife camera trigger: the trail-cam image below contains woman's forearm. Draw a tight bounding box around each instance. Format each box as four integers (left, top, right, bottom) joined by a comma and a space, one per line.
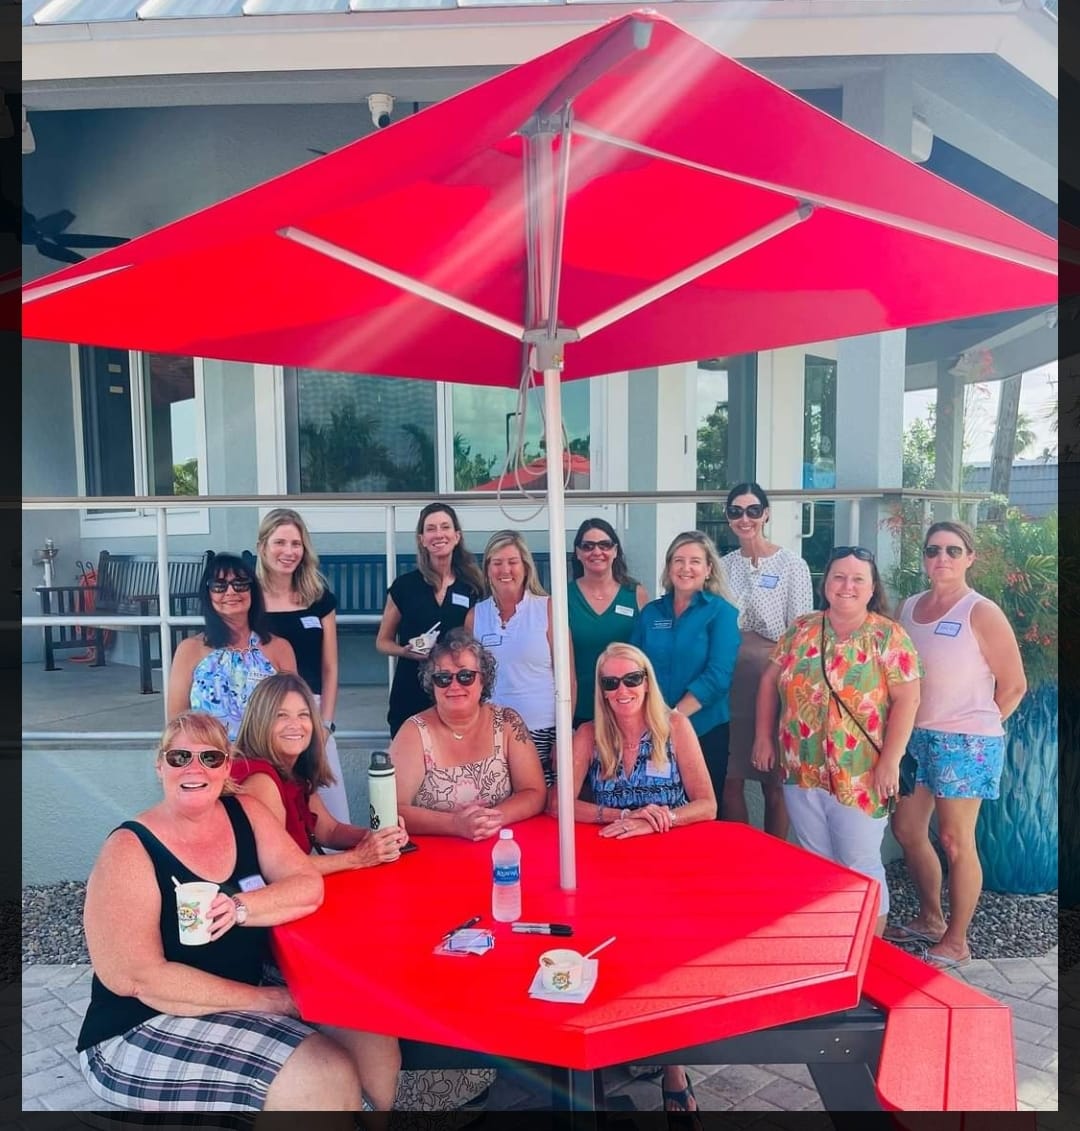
398, 804, 462, 836
495, 787, 546, 824
670, 798, 715, 825
128, 962, 296, 1019
880, 695, 920, 763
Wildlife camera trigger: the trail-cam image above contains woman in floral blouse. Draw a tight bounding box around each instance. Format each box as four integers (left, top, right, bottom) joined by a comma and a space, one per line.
751, 546, 921, 933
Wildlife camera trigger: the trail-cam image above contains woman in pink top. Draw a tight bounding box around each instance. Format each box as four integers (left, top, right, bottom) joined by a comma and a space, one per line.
886, 521, 1027, 968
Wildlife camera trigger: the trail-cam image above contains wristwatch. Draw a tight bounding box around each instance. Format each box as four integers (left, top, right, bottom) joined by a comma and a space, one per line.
324, 721, 336, 735
232, 895, 249, 925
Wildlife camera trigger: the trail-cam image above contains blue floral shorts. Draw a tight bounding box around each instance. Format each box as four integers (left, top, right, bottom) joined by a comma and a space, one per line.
908, 727, 1005, 800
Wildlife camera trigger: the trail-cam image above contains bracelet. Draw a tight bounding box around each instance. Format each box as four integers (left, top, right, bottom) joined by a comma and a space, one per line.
620, 808, 631, 821
669, 807, 677, 827
595, 803, 604, 825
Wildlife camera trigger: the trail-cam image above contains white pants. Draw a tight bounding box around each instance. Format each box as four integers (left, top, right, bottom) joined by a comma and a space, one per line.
783, 785, 889, 915
314, 693, 351, 825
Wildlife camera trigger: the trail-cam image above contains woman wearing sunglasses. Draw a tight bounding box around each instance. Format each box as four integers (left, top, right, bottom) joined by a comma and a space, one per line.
391, 627, 547, 840
256, 508, 349, 824
563, 642, 714, 1119
233, 673, 408, 869
718, 483, 813, 836
632, 531, 740, 809
167, 553, 296, 741
568, 518, 649, 729
77, 710, 401, 1113
886, 521, 1026, 968
752, 547, 922, 933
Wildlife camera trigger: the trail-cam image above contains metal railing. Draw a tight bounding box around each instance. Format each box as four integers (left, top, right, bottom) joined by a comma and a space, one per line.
22, 487, 987, 742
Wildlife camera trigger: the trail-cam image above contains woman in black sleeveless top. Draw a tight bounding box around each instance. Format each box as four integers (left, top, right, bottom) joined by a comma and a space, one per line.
76, 711, 401, 1112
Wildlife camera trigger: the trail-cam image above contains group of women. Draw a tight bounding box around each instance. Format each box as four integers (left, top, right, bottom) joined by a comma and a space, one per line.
81, 493, 1025, 1116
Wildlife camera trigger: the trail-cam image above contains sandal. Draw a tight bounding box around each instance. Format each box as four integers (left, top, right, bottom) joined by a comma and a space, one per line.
883, 922, 945, 945
662, 1075, 704, 1131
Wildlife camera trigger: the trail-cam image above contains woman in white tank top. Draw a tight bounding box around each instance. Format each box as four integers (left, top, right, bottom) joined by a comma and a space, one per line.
885, 521, 1027, 968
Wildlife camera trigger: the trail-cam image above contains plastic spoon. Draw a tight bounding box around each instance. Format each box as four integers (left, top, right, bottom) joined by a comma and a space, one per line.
584, 936, 616, 960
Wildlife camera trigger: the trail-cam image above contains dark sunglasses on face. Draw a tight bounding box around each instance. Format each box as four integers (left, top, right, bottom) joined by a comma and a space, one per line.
578, 539, 615, 552
725, 504, 765, 520
828, 546, 875, 563
208, 578, 252, 594
431, 669, 480, 688
923, 544, 967, 559
600, 670, 647, 691
163, 748, 229, 769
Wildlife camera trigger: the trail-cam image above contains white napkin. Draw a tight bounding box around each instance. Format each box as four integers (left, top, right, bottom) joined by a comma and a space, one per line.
527, 958, 599, 1003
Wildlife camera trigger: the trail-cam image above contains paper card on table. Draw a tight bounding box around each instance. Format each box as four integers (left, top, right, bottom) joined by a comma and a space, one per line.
434, 929, 494, 957
528, 958, 599, 1004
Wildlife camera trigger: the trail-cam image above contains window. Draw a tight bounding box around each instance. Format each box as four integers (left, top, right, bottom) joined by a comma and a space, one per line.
78, 347, 203, 498
450, 381, 590, 491
802, 354, 838, 580
288, 370, 437, 493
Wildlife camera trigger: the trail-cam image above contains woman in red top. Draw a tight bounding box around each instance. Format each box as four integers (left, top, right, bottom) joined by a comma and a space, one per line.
232, 673, 406, 872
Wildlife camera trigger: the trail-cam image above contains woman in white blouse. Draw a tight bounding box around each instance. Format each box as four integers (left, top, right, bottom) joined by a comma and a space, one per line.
718, 483, 813, 836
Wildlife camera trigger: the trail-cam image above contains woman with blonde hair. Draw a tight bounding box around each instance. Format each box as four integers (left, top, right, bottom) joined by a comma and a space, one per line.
633, 531, 740, 810
466, 530, 574, 788
232, 673, 407, 872
377, 502, 485, 738
256, 507, 349, 823
561, 643, 715, 1118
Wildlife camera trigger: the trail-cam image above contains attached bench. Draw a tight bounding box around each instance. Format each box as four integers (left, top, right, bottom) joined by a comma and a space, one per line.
37, 550, 212, 694
862, 935, 1017, 1111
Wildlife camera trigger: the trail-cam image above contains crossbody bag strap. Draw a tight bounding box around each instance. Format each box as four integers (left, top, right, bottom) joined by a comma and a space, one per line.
818, 616, 882, 756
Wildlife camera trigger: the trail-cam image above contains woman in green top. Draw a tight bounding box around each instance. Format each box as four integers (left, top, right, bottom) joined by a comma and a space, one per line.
568, 518, 649, 728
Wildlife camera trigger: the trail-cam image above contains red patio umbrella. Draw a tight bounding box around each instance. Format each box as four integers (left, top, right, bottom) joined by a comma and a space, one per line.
475, 453, 591, 492
23, 10, 1056, 887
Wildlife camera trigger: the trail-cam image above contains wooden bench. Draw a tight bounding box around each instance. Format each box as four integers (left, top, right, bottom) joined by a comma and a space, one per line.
37, 550, 212, 694
862, 935, 1017, 1111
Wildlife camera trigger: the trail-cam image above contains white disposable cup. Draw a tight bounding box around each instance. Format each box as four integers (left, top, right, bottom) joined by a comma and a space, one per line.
175, 882, 220, 946
539, 948, 585, 992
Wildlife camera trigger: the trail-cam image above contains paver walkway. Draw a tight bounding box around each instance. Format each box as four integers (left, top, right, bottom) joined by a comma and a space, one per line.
23, 949, 1057, 1112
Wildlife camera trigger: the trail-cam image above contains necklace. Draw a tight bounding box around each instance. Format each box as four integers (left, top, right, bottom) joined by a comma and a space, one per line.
447, 715, 480, 741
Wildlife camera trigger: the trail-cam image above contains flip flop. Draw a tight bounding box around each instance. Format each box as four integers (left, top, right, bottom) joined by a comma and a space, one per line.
662, 1076, 704, 1131
883, 922, 945, 945
924, 950, 972, 969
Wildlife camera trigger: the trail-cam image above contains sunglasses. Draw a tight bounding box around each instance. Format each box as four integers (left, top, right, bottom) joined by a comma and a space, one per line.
923, 544, 967, 559
578, 539, 616, 552
599, 670, 647, 691
725, 504, 765, 520
162, 748, 229, 769
208, 578, 252, 594
827, 546, 875, 563
431, 669, 480, 688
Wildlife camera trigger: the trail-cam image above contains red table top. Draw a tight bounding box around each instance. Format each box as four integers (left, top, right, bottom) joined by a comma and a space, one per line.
272, 816, 879, 1070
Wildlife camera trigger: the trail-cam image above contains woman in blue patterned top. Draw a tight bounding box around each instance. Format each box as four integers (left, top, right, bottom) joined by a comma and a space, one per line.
563, 642, 715, 1118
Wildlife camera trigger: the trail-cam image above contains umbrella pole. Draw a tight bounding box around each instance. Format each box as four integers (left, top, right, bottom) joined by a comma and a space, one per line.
540, 360, 577, 891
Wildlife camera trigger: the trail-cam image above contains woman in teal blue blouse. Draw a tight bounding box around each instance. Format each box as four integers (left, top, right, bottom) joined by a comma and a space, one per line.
632, 530, 740, 811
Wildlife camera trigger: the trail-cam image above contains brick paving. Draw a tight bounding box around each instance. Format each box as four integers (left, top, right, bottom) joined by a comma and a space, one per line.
23, 948, 1057, 1112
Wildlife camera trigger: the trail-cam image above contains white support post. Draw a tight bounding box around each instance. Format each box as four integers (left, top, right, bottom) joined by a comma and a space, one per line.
847, 499, 862, 546
156, 508, 171, 723
385, 506, 397, 690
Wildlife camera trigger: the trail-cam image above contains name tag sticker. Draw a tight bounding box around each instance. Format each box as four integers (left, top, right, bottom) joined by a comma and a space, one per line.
614, 604, 635, 617
645, 761, 673, 781
651, 619, 673, 630
934, 620, 962, 637
300, 616, 321, 629
238, 874, 266, 892
451, 592, 470, 608
481, 633, 502, 648
758, 574, 780, 589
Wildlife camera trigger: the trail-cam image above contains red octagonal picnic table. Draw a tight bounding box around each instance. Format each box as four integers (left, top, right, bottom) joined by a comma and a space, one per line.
272, 815, 888, 1110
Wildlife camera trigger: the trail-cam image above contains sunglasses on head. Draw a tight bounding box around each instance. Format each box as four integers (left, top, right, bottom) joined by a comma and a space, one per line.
828, 546, 875, 563
725, 504, 765, 520
162, 748, 229, 769
578, 539, 615, 552
431, 669, 480, 688
599, 670, 647, 691
208, 578, 252, 594
923, 544, 967, 559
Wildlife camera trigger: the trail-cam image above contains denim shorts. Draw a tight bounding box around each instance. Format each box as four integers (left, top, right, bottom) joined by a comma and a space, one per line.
908, 727, 1005, 800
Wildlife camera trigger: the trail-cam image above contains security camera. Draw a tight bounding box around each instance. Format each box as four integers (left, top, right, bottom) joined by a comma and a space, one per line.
367, 93, 394, 130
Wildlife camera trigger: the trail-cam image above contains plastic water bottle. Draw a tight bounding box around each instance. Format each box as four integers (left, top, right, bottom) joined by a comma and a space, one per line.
368, 751, 398, 832
491, 828, 521, 922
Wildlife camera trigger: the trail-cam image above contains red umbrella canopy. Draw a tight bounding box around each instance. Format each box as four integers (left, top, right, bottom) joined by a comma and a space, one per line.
23, 10, 1055, 387
475, 453, 591, 492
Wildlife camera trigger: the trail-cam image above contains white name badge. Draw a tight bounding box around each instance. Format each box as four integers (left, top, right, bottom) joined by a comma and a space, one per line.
481, 633, 502, 647
615, 604, 635, 617
451, 592, 471, 608
300, 616, 321, 629
934, 620, 962, 637
651, 619, 673, 630
238, 873, 267, 892
645, 761, 673, 780
758, 574, 780, 589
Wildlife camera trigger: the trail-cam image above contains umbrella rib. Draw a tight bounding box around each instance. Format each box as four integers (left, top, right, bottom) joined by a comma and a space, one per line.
573, 123, 1057, 277
279, 227, 526, 340
575, 204, 813, 341
22, 264, 132, 304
